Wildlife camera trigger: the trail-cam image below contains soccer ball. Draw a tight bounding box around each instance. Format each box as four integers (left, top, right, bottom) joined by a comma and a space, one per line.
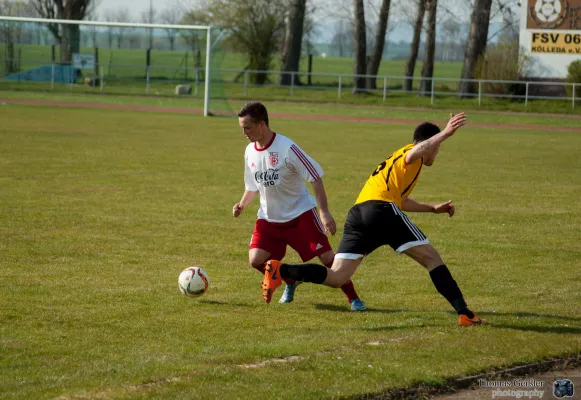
178, 267, 210, 297
534, 0, 562, 23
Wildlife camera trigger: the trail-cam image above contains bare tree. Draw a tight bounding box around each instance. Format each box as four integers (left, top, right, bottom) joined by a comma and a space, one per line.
331, 20, 353, 57
280, 0, 306, 86
85, 10, 99, 47
31, 0, 94, 62
1, 0, 37, 74
188, 0, 287, 84
104, 7, 132, 49
159, 6, 182, 51
420, 0, 437, 95
140, 6, 157, 49
440, 18, 460, 61
366, 0, 391, 89
459, 0, 493, 97
352, 0, 366, 94
402, 0, 425, 91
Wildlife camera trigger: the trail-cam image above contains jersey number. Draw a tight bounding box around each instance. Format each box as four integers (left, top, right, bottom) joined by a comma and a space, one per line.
371, 161, 386, 176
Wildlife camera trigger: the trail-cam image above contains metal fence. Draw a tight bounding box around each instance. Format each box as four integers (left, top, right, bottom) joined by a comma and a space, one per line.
1, 59, 579, 109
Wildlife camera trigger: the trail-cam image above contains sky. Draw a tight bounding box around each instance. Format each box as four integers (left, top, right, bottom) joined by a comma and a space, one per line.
95, 0, 181, 19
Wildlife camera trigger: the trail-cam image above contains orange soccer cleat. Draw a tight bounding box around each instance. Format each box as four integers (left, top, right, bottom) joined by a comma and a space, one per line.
262, 260, 283, 304
458, 313, 487, 326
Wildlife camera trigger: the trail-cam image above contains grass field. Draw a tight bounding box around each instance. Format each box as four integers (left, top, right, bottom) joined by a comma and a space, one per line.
1, 96, 581, 399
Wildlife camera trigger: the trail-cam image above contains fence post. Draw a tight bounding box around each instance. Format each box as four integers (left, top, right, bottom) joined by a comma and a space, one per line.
525, 82, 529, 107
100, 65, 104, 93
244, 70, 249, 97
383, 76, 387, 102
573, 84, 576, 109
51, 62, 55, 90
146, 65, 150, 94
290, 72, 295, 96
338, 75, 342, 99
431, 78, 435, 105
478, 80, 482, 107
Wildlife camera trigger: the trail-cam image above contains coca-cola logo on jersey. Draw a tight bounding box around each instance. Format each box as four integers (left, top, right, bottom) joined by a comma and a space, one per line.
255, 168, 280, 187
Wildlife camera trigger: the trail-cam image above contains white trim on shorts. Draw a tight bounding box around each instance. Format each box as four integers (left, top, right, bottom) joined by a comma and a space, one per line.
335, 253, 364, 260
395, 239, 430, 254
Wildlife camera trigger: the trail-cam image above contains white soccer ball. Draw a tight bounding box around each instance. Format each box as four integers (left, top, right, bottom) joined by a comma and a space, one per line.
178, 267, 210, 297
535, 0, 562, 22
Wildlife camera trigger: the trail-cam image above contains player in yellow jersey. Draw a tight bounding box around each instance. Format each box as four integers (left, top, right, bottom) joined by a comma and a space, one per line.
261, 112, 486, 326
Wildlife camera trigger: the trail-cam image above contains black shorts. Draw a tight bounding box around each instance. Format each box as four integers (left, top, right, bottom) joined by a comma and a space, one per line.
336, 200, 429, 258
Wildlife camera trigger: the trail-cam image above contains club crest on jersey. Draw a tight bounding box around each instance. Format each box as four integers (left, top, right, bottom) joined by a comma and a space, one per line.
268, 152, 279, 167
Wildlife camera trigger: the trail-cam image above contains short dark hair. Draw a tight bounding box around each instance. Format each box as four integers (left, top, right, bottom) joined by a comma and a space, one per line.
237, 101, 269, 127
413, 122, 441, 143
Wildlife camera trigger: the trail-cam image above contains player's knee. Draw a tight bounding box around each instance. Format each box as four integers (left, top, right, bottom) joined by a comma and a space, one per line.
248, 256, 266, 271
325, 272, 349, 288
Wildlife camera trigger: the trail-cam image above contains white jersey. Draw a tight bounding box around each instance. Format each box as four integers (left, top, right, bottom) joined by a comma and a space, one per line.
244, 133, 323, 223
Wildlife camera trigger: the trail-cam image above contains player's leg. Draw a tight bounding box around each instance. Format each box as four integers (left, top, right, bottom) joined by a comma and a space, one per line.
388, 206, 485, 326
288, 209, 365, 309
248, 220, 293, 285
262, 256, 364, 303
263, 204, 373, 304
402, 244, 485, 325
317, 250, 366, 311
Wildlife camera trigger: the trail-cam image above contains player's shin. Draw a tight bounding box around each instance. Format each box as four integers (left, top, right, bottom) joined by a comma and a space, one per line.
429, 265, 475, 318
281, 263, 328, 284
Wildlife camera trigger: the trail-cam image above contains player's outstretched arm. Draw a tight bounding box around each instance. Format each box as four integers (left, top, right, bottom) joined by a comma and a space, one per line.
405, 112, 467, 165
402, 197, 455, 217
311, 178, 337, 235
233, 190, 259, 217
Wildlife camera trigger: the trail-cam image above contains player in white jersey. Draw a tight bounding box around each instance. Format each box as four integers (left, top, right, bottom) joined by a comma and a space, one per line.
232, 101, 366, 311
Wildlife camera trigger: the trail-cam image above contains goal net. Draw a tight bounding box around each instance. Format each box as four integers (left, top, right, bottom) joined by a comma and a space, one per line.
0, 16, 232, 116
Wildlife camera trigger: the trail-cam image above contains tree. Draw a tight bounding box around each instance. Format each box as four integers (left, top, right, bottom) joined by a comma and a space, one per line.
187, 0, 286, 84
352, 0, 366, 94
159, 6, 182, 51
331, 20, 353, 57
280, 0, 306, 86
366, 0, 391, 89
458, 0, 493, 97
402, 0, 425, 92
31, 0, 94, 63
419, 0, 436, 95
1, 0, 37, 74
104, 7, 132, 49
140, 6, 156, 49
440, 18, 460, 62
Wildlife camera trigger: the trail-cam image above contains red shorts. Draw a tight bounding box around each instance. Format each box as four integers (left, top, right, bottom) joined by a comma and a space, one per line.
249, 208, 332, 262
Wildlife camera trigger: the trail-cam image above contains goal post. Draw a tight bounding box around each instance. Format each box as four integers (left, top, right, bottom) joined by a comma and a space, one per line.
0, 16, 229, 116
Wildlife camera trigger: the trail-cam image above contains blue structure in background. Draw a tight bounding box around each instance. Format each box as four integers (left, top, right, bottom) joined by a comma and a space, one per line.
3, 64, 78, 83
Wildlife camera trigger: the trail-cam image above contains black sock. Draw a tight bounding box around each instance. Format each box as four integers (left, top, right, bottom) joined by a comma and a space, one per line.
280, 263, 328, 284
429, 265, 474, 318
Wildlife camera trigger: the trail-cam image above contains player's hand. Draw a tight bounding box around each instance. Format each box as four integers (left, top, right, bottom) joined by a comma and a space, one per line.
233, 203, 244, 217
432, 200, 455, 217
444, 112, 467, 136
319, 209, 337, 235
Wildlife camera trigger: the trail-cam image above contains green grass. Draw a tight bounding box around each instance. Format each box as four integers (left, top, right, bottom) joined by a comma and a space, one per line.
1, 101, 580, 399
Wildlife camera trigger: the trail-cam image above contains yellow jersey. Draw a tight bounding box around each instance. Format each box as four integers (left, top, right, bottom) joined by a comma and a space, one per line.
355, 144, 423, 209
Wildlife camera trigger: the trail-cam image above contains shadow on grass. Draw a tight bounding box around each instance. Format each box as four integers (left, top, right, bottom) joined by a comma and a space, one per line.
313, 303, 405, 314
478, 311, 581, 322
492, 324, 581, 334
447, 310, 581, 334
199, 299, 252, 307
